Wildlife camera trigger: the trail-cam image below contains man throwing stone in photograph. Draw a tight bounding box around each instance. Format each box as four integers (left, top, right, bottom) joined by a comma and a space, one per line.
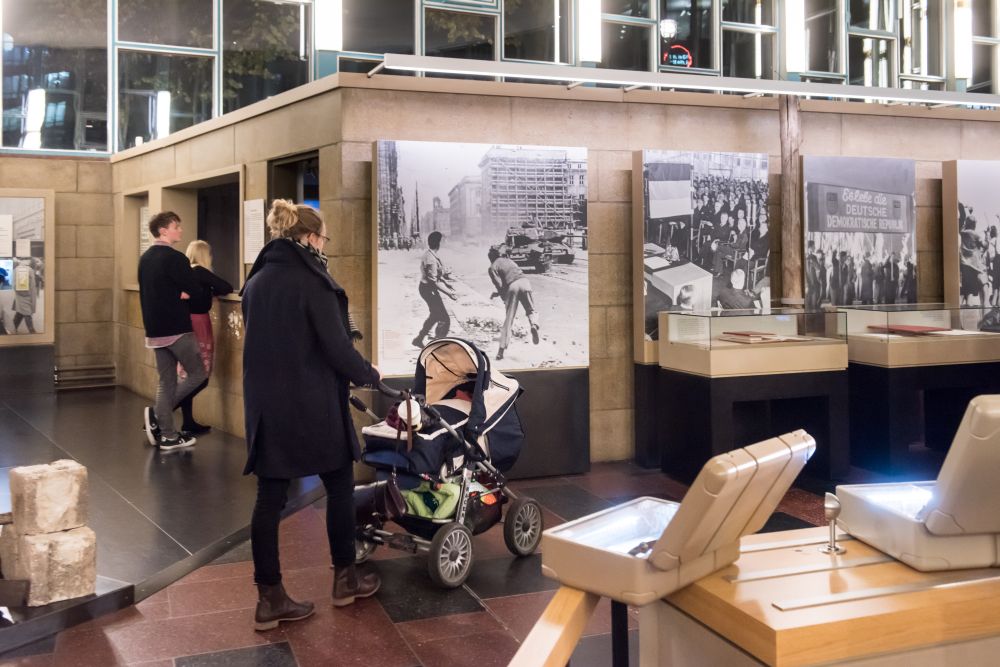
139, 211, 208, 450
488, 244, 540, 360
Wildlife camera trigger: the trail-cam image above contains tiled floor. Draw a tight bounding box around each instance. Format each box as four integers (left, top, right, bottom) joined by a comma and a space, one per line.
1, 463, 824, 667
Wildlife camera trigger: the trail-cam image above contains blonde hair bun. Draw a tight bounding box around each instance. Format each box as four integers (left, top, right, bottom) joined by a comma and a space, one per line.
267, 198, 300, 239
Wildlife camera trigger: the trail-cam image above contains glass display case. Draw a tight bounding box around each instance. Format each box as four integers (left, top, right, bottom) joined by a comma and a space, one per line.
657, 309, 847, 377
839, 304, 1000, 367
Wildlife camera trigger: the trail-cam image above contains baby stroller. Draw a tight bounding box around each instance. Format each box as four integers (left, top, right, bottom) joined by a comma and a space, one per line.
350, 337, 543, 588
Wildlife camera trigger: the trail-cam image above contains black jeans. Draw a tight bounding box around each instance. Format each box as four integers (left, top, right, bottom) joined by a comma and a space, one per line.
251, 466, 355, 585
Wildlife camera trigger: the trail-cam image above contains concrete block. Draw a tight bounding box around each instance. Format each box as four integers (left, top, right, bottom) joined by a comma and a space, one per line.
0, 525, 97, 606
55, 193, 113, 226
76, 290, 113, 322
587, 202, 631, 255
589, 408, 634, 462
56, 226, 77, 258
9, 460, 88, 535
55, 258, 114, 290
75, 225, 116, 258
0, 157, 76, 191
55, 291, 77, 324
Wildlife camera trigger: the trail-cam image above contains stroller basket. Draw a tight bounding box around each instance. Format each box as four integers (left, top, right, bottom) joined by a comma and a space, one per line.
394, 490, 504, 540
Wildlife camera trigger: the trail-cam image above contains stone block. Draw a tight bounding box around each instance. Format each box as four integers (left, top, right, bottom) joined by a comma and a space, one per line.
77, 161, 112, 194
590, 306, 608, 360
75, 225, 115, 258
589, 408, 634, 462
588, 253, 632, 307
235, 93, 342, 163
55, 291, 77, 324
0, 525, 97, 606
596, 151, 633, 203
0, 157, 77, 191
55, 258, 114, 290
841, 114, 960, 161
56, 226, 77, 258
8, 460, 88, 535
55, 193, 114, 226
76, 290, 113, 322
55, 322, 113, 358
141, 147, 176, 184
587, 202, 631, 255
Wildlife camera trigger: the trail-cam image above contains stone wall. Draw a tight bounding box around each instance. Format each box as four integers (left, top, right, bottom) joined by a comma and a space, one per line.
0, 156, 113, 369
109, 75, 1000, 461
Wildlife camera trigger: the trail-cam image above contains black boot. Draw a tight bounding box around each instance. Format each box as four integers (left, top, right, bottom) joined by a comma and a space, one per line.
332, 564, 381, 607
254, 583, 314, 631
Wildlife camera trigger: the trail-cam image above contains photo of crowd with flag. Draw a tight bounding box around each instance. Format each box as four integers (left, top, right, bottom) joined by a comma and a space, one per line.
640, 150, 770, 341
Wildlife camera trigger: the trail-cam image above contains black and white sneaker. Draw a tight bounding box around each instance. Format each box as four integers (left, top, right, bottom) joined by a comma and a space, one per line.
158, 433, 197, 451
143, 406, 160, 446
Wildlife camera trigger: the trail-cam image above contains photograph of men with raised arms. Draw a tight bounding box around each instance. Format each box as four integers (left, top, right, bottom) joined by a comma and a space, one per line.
803, 156, 916, 310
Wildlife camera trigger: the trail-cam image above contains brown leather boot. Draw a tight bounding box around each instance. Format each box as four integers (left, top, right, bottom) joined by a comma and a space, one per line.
254, 583, 314, 631
332, 564, 381, 607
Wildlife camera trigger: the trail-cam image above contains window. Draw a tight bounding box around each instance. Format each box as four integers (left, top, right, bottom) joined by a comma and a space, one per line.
659, 0, 713, 69
722, 0, 774, 26
972, 43, 995, 92
849, 0, 893, 31
849, 36, 893, 87
504, 0, 569, 63
1, 0, 108, 151
973, 0, 993, 36
723, 30, 775, 79
222, 0, 310, 114
118, 0, 214, 48
118, 51, 213, 149
342, 0, 415, 55
603, 0, 651, 18
600, 22, 651, 71
972, 0, 997, 93
901, 0, 942, 78
805, 0, 839, 73
425, 9, 496, 61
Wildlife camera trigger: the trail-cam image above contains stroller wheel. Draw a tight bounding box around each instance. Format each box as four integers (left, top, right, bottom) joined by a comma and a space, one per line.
504, 497, 543, 557
355, 537, 377, 564
428, 522, 474, 588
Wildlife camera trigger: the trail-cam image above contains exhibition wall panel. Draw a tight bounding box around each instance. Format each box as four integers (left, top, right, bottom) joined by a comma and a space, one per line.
107, 72, 1000, 462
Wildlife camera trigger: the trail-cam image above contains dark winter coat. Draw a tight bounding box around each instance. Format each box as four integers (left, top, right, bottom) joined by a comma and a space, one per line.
138, 244, 202, 337
240, 239, 379, 479
187, 265, 233, 314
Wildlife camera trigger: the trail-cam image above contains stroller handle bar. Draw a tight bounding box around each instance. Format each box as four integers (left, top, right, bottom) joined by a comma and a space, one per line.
375, 381, 404, 400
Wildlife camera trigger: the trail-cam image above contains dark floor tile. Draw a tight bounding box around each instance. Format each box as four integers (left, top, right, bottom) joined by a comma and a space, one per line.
0, 408, 66, 469
373, 557, 482, 623
569, 630, 639, 667
514, 484, 613, 521
756, 511, 815, 534
175, 641, 297, 667
282, 599, 419, 667
464, 554, 558, 599
564, 465, 689, 502
409, 629, 520, 667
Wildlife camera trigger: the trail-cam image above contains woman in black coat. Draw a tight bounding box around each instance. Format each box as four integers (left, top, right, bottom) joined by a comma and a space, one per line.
241, 199, 381, 631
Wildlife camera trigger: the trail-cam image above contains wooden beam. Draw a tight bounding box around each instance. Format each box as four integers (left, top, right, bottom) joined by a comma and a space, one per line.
779, 94, 804, 304
509, 586, 601, 667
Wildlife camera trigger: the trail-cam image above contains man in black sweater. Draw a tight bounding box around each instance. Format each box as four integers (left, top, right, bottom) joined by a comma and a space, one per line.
138, 211, 207, 450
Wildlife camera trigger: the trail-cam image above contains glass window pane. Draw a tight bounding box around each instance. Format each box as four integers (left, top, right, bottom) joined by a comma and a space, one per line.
849, 0, 893, 31
805, 0, 839, 72
118, 51, 213, 149
722, 0, 774, 26
343, 0, 415, 55
425, 10, 495, 61
600, 22, 651, 70
505, 0, 564, 62
338, 58, 414, 75
848, 36, 893, 86
972, 44, 995, 92
602, 0, 651, 18
119, 0, 213, 48
2, 0, 108, 151
902, 0, 942, 77
659, 0, 713, 69
973, 0, 993, 37
722, 30, 775, 78
222, 0, 309, 114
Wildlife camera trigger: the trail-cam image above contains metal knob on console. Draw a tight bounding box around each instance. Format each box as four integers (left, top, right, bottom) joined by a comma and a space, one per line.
820, 492, 846, 555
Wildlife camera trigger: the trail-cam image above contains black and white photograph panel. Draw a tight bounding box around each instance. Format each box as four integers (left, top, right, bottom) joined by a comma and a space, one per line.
375, 140, 589, 375
0, 197, 46, 336
954, 160, 1000, 309
640, 150, 770, 341
803, 156, 917, 309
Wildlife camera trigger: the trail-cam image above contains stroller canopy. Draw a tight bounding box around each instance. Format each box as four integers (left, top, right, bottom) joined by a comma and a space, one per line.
414, 338, 520, 441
